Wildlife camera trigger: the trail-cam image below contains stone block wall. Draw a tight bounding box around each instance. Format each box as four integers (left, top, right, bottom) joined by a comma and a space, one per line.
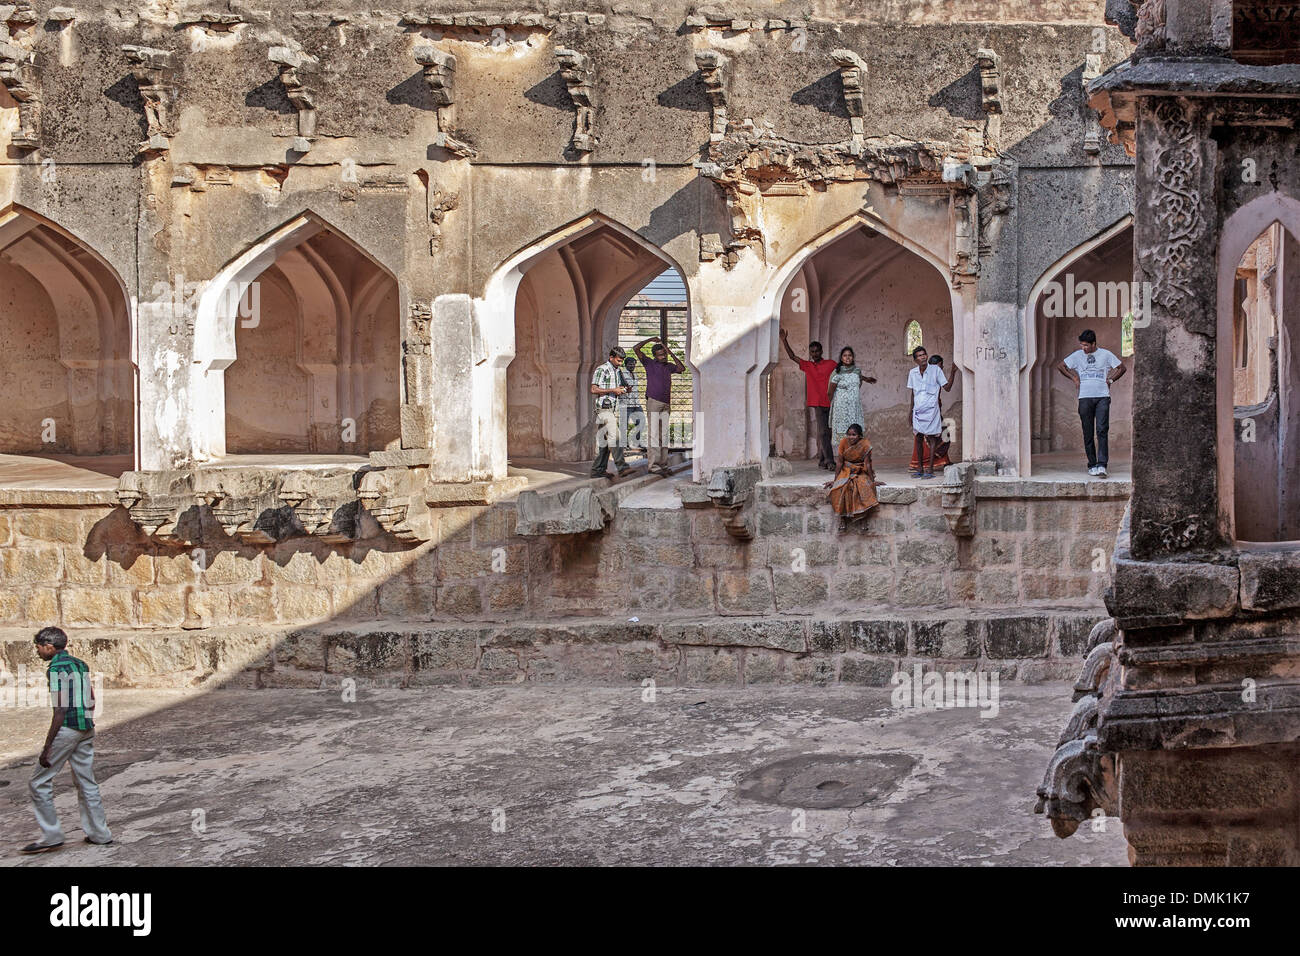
0, 480, 1128, 632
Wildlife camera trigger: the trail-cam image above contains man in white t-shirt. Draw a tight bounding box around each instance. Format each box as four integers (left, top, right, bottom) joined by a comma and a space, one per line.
1056, 329, 1126, 478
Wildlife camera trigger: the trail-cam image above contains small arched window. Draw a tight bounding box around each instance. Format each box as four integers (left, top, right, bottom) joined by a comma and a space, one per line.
905, 319, 923, 354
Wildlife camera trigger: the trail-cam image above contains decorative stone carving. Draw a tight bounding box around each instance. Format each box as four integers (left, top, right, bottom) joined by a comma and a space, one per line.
554, 47, 597, 153
941, 462, 976, 536
0, 4, 40, 151
1035, 621, 1119, 837
116, 471, 199, 543
977, 164, 1013, 256
706, 464, 761, 540
414, 44, 477, 158
976, 48, 1002, 153
122, 45, 177, 155
202, 472, 288, 544
1134, 0, 1166, 56
268, 46, 319, 153
279, 471, 359, 543
1082, 53, 1103, 155
831, 49, 867, 155
695, 49, 729, 143
357, 466, 431, 542
1142, 98, 1205, 313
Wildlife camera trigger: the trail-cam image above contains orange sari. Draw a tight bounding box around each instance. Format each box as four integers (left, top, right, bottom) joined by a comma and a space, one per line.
829, 435, 879, 518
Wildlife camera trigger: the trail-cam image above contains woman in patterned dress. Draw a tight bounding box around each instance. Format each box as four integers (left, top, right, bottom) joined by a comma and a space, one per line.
827, 346, 876, 446
823, 423, 879, 531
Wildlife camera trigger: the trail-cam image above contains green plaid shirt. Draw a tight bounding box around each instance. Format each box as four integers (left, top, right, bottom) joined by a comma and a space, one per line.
47, 651, 95, 730
592, 361, 628, 413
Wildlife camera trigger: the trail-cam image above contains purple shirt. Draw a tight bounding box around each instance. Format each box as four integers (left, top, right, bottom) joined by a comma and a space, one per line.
642, 358, 677, 405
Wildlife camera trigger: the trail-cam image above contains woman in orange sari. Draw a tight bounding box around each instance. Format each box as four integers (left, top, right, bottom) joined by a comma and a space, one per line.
823, 423, 879, 531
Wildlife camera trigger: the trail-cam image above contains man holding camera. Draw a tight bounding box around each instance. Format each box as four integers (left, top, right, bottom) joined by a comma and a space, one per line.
590, 346, 634, 479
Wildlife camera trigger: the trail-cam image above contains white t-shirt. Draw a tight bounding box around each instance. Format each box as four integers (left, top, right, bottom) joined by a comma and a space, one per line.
1064, 348, 1120, 399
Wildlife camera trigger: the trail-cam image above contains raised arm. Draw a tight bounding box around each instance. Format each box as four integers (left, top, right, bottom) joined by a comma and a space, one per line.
943, 363, 955, 392
633, 337, 656, 365
779, 328, 802, 364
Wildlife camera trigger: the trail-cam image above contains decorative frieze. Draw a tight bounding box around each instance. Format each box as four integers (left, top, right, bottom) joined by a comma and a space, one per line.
1082, 53, 1103, 155
555, 46, 597, 153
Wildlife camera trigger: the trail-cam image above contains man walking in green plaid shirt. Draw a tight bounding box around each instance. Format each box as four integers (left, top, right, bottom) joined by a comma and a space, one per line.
590, 346, 634, 479
21, 626, 113, 854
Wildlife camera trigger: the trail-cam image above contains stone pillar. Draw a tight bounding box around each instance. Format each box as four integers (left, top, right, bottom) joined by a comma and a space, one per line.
1129, 96, 1222, 558
686, 259, 775, 480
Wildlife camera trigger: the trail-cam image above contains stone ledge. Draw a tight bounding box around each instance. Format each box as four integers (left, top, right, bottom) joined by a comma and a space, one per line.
0, 489, 119, 507
0, 606, 1108, 687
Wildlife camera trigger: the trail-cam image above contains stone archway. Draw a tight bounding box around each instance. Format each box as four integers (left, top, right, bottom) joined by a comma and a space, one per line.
192, 213, 400, 459
1217, 193, 1300, 542
768, 218, 960, 463
486, 214, 692, 468
0, 206, 134, 466
1024, 220, 1135, 475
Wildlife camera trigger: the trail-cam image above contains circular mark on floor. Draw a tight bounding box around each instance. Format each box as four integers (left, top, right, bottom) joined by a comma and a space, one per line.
737, 753, 916, 809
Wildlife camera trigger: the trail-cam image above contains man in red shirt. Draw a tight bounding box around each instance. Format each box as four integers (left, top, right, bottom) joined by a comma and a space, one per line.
781, 328, 838, 469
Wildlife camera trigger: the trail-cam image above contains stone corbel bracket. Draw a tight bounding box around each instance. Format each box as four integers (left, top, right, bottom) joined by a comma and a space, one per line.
830, 49, 867, 155
122, 45, 177, 155
199, 471, 290, 545
1035, 622, 1119, 837
116, 471, 201, 544
516, 485, 609, 536
554, 46, 597, 153
1082, 53, 1103, 155
706, 464, 761, 540
414, 44, 477, 158
0, 33, 40, 151
279, 470, 361, 543
976, 48, 1002, 154
357, 466, 432, 543
694, 49, 729, 143
940, 462, 976, 536
268, 45, 320, 153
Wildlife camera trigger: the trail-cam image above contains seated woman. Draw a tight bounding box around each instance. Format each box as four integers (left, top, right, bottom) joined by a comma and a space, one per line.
823, 423, 880, 531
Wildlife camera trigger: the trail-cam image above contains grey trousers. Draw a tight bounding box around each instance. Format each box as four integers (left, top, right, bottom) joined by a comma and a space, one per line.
646, 397, 670, 468
30, 725, 112, 846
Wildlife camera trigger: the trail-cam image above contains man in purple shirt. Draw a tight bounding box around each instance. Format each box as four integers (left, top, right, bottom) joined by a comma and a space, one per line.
634, 336, 687, 475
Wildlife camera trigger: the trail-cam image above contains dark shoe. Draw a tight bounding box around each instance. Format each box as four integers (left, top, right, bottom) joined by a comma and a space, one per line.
616, 466, 634, 477
83, 837, 114, 846
21, 841, 63, 854
921, 472, 935, 479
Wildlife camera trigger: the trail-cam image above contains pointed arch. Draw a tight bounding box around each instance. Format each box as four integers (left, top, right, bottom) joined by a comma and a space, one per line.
483, 211, 693, 468
0, 204, 136, 462
1217, 193, 1300, 542
192, 210, 399, 459
1020, 214, 1135, 476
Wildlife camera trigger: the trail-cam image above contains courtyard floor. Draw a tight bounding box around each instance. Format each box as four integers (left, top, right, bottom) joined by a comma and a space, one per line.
0, 682, 1126, 866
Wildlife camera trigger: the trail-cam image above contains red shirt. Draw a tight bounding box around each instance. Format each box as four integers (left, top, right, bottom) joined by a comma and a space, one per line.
797, 359, 837, 408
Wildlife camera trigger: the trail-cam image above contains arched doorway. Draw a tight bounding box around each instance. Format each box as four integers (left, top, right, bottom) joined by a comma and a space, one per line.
503, 218, 692, 470
769, 221, 959, 466
1219, 198, 1300, 542
0, 207, 134, 478
1026, 222, 1135, 476
193, 215, 400, 459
